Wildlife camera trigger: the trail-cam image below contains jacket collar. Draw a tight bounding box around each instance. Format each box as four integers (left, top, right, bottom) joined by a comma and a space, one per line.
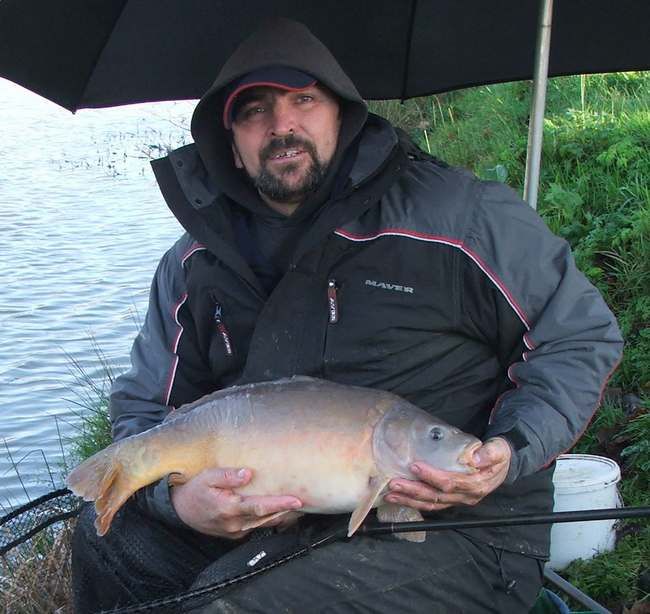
150, 114, 402, 290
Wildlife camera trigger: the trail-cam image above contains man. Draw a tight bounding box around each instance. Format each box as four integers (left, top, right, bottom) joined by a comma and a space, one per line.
72, 18, 623, 613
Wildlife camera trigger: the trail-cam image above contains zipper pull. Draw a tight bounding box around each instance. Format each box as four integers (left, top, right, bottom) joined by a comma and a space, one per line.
214, 303, 234, 356
327, 279, 339, 324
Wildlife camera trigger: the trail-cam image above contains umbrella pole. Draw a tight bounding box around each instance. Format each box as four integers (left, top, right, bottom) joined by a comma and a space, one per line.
523, 0, 554, 209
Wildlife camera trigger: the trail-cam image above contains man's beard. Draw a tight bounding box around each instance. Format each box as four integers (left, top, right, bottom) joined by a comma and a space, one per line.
252, 135, 329, 204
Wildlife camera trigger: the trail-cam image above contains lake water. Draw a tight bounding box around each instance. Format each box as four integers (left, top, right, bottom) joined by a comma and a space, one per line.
0, 78, 196, 510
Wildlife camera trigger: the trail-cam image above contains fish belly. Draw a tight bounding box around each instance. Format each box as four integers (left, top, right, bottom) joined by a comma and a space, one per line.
207, 423, 377, 514
162, 377, 394, 513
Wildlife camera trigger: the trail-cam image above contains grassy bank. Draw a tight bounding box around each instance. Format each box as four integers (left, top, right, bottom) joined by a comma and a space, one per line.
371, 71, 650, 611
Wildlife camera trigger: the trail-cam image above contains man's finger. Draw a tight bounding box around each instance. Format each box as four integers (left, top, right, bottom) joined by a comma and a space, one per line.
383, 493, 455, 512
471, 438, 511, 469
408, 464, 484, 494
238, 495, 303, 517
203, 466, 252, 489
389, 478, 442, 502
387, 481, 476, 506
212, 489, 244, 516
386, 491, 474, 508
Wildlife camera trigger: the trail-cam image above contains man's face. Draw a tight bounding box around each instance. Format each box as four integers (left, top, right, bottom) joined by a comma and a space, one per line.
230, 84, 341, 207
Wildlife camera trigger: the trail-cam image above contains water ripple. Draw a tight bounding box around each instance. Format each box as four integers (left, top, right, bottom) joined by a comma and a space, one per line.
1, 78, 194, 507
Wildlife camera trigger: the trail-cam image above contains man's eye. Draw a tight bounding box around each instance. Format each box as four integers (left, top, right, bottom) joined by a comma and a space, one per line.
298, 95, 314, 103
238, 105, 266, 121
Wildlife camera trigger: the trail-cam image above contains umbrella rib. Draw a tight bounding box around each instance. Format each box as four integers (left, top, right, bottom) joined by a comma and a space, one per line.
75, 0, 130, 111
400, 0, 419, 102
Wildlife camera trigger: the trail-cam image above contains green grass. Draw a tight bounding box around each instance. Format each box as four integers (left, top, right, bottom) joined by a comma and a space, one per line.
562, 526, 650, 609
69, 394, 112, 462
619, 409, 650, 509
65, 343, 114, 463
571, 401, 626, 456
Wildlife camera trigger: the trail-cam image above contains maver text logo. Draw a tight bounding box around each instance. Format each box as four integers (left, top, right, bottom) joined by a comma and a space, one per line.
365, 279, 414, 294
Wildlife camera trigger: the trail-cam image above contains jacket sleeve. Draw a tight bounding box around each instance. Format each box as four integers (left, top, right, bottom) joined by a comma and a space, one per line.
461, 181, 623, 484
109, 237, 215, 527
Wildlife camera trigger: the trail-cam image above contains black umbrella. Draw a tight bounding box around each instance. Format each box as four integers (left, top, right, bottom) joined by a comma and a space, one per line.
1, 0, 649, 206
1, 0, 648, 112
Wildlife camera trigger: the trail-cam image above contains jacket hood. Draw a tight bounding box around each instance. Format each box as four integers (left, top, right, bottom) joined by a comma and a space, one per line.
190, 18, 368, 218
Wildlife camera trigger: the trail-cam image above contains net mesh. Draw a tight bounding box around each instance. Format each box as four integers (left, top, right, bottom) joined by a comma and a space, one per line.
1, 488, 81, 613
1, 488, 80, 556
0, 490, 303, 613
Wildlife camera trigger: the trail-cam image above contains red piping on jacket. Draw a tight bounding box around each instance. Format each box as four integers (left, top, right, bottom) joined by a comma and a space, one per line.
163, 292, 188, 407
334, 228, 533, 334
163, 244, 206, 407
333, 227, 537, 424
182, 243, 207, 266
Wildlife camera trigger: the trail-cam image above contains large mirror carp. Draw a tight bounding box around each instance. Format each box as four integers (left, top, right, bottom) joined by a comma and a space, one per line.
67, 376, 481, 541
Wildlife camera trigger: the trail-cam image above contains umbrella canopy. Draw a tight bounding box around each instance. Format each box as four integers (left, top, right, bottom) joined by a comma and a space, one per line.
0, 0, 648, 113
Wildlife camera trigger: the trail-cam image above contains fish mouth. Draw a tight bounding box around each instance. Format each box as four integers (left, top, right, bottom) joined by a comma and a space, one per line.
458, 441, 482, 469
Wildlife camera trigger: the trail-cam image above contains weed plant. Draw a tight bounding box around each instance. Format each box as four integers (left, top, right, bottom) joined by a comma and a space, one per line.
65, 344, 114, 463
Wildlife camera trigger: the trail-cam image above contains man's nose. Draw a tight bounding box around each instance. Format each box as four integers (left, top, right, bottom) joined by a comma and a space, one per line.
269, 99, 297, 136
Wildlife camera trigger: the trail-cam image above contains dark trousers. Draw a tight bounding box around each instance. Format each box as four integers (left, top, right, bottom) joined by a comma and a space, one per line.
72, 502, 544, 614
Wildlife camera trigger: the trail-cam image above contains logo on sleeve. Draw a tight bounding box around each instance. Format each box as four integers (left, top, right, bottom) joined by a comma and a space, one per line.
365, 279, 414, 294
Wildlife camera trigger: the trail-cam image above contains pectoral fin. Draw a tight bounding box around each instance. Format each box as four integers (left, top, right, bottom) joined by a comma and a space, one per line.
377, 503, 426, 542
347, 475, 390, 537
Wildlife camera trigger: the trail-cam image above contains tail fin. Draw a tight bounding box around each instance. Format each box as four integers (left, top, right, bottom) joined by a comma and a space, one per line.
67, 442, 134, 536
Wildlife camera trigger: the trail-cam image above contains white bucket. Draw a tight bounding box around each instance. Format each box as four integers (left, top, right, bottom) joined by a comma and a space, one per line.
548, 454, 622, 570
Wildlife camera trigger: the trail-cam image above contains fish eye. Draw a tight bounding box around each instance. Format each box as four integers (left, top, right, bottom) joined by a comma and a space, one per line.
430, 427, 444, 441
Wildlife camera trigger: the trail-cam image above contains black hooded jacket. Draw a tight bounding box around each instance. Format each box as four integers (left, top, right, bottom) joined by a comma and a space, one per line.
110, 18, 623, 558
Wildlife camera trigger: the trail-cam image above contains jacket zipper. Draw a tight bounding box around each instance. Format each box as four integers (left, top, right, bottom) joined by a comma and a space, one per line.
327, 279, 339, 324
213, 303, 234, 356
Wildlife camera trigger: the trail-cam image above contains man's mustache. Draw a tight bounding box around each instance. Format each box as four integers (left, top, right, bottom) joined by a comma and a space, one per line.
260, 135, 317, 163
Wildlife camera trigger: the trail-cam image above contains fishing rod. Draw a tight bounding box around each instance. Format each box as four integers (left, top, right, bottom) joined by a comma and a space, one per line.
358, 505, 650, 536
102, 505, 650, 614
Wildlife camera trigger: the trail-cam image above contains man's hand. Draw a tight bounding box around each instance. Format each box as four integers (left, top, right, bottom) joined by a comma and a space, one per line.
385, 437, 512, 512
170, 467, 303, 538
